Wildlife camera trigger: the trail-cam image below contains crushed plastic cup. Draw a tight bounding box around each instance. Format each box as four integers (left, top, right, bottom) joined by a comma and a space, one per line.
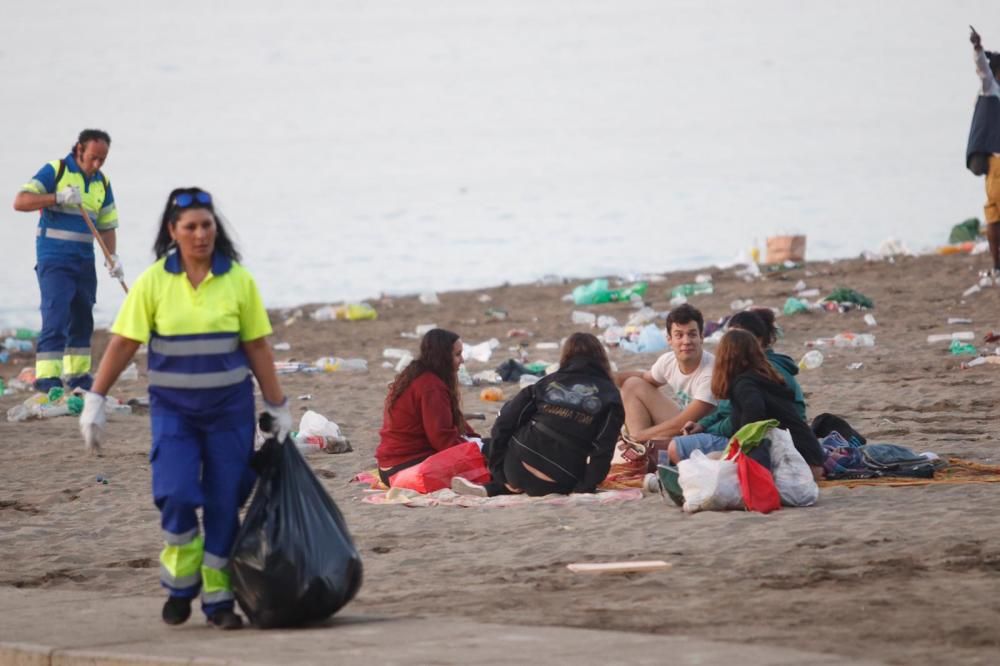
863, 314, 877, 327
798, 350, 824, 370
571, 311, 597, 326
597, 315, 618, 329
847, 362, 864, 370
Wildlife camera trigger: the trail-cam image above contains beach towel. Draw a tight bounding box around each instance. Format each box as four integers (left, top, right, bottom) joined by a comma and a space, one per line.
820, 458, 1000, 488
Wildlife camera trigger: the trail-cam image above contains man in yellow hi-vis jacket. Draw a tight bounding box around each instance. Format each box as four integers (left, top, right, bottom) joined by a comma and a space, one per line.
12, 129, 123, 392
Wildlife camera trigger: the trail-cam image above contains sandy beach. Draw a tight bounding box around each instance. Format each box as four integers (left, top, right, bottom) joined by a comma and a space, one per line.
2, 250, 999, 665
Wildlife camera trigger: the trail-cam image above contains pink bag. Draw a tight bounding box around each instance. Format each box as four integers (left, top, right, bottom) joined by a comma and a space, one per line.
389, 442, 491, 494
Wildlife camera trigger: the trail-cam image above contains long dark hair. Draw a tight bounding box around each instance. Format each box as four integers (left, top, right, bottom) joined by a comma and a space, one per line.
711, 329, 784, 399
386, 328, 466, 430
152, 187, 241, 261
559, 332, 612, 380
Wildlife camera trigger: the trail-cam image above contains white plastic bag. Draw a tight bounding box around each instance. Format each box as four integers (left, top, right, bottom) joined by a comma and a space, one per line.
677, 450, 743, 513
768, 428, 819, 507
298, 410, 343, 440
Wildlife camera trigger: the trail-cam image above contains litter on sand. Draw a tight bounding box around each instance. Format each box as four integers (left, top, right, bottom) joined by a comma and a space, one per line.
566, 560, 672, 574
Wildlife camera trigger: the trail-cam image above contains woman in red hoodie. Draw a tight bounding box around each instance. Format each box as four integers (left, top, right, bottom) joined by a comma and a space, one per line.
375, 328, 478, 486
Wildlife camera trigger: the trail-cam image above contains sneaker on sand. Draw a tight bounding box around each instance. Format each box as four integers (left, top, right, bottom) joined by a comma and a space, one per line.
641, 473, 660, 496
161, 596, 192, 626
207, 608, 244, 630
451, 476, 489, 497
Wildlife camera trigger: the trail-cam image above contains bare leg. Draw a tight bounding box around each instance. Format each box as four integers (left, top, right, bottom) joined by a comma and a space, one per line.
988, 222, 1000, 272
620, 376, 681, 436
667, 439, 681, 464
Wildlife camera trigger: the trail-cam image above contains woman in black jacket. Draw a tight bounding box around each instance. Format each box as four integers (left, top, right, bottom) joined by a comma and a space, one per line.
453, 333, 624, 497
713, 329, 825, 478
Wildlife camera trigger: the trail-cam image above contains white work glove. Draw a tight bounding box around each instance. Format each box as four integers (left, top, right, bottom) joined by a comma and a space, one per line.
262, 398, 293, 442
55, 185, 82, 206
106, 254, 125, 280
79, 391, 107, 454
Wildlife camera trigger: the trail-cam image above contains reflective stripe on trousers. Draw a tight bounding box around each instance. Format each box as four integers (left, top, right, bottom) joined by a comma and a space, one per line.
160, 531, 203, 592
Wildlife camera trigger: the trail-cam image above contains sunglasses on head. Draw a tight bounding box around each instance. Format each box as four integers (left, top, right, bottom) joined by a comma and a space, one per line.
172, 191, 212, 208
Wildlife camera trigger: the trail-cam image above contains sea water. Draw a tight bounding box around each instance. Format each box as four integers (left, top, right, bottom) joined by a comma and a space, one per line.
0, 0, 993, 327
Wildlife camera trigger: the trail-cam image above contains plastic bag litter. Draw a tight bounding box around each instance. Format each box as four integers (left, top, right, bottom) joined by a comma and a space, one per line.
619, 324, 668, 353
231, 428, 363, 628
677, 450, 742, 513
767, 428, 819, 507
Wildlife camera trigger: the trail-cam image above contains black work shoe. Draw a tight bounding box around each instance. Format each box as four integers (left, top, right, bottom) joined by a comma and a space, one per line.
161, 596, 192, 625
207, 608, 244, 630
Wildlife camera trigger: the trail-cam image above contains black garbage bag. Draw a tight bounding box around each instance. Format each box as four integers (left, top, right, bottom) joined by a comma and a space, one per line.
231, 432, 363, 628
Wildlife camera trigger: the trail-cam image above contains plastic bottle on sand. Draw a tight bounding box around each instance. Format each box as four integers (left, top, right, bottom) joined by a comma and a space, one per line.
799, 350, 824, 370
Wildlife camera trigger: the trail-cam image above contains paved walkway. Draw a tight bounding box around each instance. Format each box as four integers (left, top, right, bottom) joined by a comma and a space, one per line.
0, 587, 883, 665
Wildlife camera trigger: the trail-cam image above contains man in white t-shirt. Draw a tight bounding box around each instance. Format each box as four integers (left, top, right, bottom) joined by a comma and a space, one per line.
614, 304, 718, 454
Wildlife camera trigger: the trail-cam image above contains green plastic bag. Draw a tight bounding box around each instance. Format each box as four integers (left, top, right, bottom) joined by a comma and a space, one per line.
949, 340, 977, 355
573, 279, 647, 305
783, 297, 810, 315
823, 288, 874, 309
948, 218, 981, 244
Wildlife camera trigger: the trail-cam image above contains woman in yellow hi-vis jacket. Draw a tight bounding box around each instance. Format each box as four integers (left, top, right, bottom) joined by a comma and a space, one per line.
79, 188, 291, 630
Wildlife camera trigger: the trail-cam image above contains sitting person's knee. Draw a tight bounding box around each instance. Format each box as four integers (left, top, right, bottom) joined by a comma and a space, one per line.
667, 439, 680, 464
621, 376, 646, 398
